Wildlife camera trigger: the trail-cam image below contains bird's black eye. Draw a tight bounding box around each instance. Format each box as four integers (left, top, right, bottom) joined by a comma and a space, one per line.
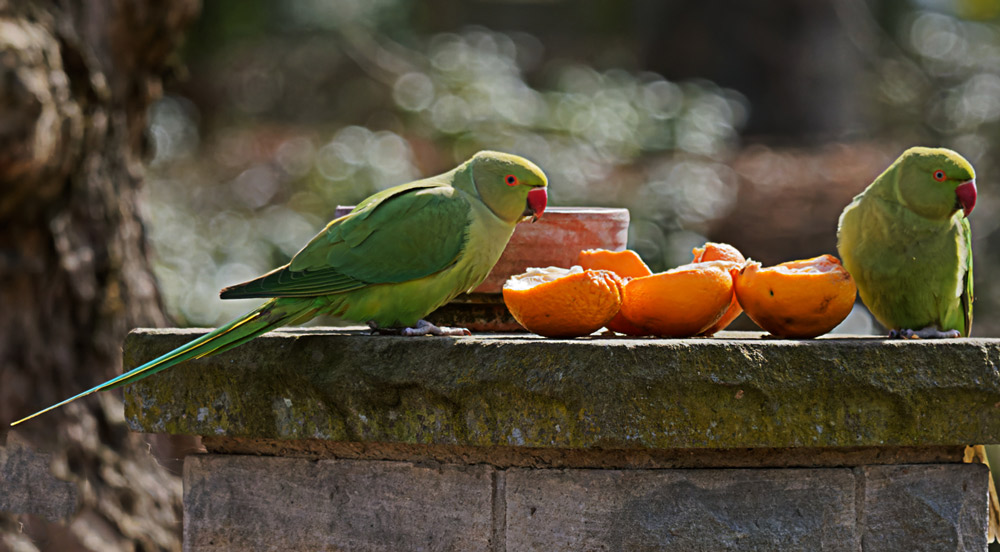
933, 170, 947, 182
505, 174, 519, 186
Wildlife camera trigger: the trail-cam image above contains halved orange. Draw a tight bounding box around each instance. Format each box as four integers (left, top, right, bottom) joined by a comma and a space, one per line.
578, 249, 653, 279
692, 242, 746, 335
734, 254, 856, 338
619, 261, 738, 337
601, 307, 652, 336
503, 266, 623, 338
578, 249, 654, 335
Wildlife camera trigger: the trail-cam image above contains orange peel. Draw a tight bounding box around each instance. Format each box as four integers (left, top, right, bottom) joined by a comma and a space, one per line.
692, 242, 746, 335
619, 260, 738, 337
577, 249, 654, 335
503, 266, 623, 338
577, 249, 653, 279
734, 254, 857, 338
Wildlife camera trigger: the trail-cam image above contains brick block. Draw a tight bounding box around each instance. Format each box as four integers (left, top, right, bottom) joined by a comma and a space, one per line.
0, 439, 77, 521
860, 463, 988, 552
504, 467, 858, 551
183, 454, 495, 551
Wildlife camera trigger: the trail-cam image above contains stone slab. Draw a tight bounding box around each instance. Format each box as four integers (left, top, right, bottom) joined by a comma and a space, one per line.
181, 454, 991, 551
504, 467, 858, 551
201, 436, 967, 469
0, 435, 78, 521
505, 464, 990, 551
183, 454, 495, 551
124, 328, 1000, 450
860, 463, 989, 551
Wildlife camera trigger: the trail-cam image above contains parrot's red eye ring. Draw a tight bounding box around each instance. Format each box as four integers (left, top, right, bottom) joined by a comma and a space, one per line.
505, 174, 519, 186
933, 170, 947, 182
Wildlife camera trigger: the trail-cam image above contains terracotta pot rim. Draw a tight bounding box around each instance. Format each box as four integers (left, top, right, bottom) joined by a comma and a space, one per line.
336, 205, 627, 214
540, 207, 628, 214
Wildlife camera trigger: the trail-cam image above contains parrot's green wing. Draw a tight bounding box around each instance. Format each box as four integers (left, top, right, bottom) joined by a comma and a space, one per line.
962, 215, 973, 336
221, 180, 471, 299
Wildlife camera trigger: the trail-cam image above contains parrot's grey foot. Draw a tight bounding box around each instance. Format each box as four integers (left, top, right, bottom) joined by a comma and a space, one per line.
401, 319, 472, 337
889, 326, 961, 339
367, 320, 471, 337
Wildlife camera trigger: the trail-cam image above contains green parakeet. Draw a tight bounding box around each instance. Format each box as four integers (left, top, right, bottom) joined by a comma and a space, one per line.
837, 146, 976, 339
12, 150, 548, 426
838, 146, 998, 541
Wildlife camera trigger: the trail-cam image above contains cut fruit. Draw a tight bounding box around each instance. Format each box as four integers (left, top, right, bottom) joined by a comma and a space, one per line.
577, 249, 653, 279
503, 266, 623, 338
619, 261, 738, 338
578, 249, 654, 335
692, 242, 747, 335
602, 309, 652, 337
734, 254, 857, 339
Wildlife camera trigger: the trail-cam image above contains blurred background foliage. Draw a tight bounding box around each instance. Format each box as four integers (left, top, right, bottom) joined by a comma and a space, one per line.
145, 0, 1000, 335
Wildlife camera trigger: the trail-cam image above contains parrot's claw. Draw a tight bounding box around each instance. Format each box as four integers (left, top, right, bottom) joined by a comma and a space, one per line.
889, 326, 962, 340
368, 320, 471, 337
401, 319, 472, 337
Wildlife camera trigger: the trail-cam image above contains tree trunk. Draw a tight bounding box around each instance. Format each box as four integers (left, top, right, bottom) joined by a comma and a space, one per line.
0, 0, 199, 550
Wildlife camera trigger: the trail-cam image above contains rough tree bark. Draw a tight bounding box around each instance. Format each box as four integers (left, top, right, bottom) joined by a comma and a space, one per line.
0, 0, 199, 550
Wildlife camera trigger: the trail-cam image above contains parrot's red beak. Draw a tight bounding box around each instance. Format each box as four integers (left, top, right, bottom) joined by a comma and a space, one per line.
956, 180, 977, 217
525, 187, 547, 222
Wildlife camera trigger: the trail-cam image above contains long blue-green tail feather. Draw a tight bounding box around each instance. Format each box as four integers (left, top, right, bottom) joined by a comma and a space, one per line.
10, 298, 314, 427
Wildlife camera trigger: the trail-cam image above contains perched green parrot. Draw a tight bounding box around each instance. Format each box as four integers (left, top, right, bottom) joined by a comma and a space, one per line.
12, 150, 548, 427
837, 146, 976, 339
838, 146, 998, 541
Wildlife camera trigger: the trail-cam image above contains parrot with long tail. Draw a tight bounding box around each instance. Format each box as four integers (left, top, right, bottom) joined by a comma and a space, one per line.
837, 146, 997, 540
12, 150, 548, 426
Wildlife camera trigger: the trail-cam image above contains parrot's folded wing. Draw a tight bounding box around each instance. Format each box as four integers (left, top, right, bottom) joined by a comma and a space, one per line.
219, 265, 368, 299
221, 183, 471, 299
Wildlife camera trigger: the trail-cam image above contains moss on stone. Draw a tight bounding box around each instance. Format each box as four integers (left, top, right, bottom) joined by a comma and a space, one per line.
124, 328, 1000, 449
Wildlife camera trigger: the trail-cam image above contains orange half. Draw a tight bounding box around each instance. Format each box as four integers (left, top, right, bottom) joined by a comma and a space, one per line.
619, 260, 737, 337
578, 249, 653, 279
503, 266, 623, 338
578, 249, 654, 335
734, 254, 857, 338
692, 242, 746, 335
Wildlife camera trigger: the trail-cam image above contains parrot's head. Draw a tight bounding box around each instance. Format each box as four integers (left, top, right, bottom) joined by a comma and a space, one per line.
470, 151, 548, 223
895, 147, 976, 220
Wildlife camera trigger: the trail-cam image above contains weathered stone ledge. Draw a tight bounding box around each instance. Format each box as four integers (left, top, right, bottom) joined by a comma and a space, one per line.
124, 328, 1000, 452
202, 436, 968, 469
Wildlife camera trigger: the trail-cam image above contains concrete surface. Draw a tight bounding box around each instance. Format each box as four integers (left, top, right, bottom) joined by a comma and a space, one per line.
124, 328, 1000, 450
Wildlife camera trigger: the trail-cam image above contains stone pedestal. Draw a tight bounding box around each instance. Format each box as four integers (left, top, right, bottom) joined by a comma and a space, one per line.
124, 328, 1000, 551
